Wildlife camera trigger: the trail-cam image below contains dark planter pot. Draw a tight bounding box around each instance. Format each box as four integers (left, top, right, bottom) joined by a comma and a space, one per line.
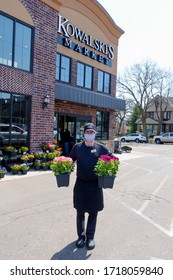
12, 170, 19, 175
42, 166, 48, 170
21, 160, 28, 164
55, 174, 70, 188
21, 170, 28, 175
35, 165, 41, 170
6, 151, 17, 157
98, 175, 115, 189
0, 173, 5, 179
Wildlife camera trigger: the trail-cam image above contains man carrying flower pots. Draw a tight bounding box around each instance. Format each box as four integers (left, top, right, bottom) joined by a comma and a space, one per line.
69, 123, 110, 250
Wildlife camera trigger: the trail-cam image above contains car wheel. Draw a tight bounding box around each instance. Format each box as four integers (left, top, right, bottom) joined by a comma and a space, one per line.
155, 139, 161, 144
121, 138, 126, 142
135, 138, 140, 143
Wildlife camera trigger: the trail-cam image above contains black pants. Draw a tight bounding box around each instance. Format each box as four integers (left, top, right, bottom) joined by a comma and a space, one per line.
76, 210, 98, 240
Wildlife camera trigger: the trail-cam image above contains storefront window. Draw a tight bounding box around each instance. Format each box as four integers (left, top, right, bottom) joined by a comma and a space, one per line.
56, 54, 70, 83
0, 92, 31, 149
0, 13, 33, 71
97, 70, 110, 94
77, 62, 92, 89
14, 22, 32, 70
96, 111, 109, 140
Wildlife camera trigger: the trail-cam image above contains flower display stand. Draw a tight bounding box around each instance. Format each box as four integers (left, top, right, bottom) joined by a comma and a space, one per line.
98, 175, 115, 189
55, 174, 70, 187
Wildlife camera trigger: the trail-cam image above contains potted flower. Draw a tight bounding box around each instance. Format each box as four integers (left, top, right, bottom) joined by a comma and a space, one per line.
20, 146, 29, 154
11, 164, 21, 175
27, 153, 35, 162
20, 154, 29, 163
34, 159, 42, 170
41, 161, 49, 170
50, 156, 75, 187
5, 146, 18, 156
0, 167, 7, 179
34, 152, 44, 160
94, 154, 120, 189
46, 152, 55, 161
41, 153, 48, 162
40, 142, 56, 152
20, 163, 29, 175
2, 155, 9, 163
46, 143, 56, 152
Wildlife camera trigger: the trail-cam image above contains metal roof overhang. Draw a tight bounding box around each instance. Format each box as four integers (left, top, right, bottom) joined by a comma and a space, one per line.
55, 83, 125, 111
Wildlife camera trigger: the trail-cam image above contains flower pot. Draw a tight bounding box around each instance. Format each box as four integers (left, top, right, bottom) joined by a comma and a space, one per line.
35, 166, 41, 170
12, 170, 19, 175
55, 173, 70, 187
98, 175, 115, 189
21, 170, 28, 175
42, 166, 48, 170
21, 160, 28, 164
0, 173, 5, 179
6, 151, 17, 157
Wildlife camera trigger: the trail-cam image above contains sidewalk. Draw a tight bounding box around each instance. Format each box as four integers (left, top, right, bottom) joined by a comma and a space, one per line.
1, 149, 142, 182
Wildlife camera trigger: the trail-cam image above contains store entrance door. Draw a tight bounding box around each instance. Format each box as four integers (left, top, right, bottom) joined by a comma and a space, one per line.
55, 114, 91, 155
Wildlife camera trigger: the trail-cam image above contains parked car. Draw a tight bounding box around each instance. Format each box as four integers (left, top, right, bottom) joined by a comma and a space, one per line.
153, 132, 173, 144
120, 133, 147, 143
0, 123, 27, 145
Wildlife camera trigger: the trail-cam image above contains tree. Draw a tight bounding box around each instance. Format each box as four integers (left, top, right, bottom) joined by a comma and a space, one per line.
117, 59, 173, 139
129, 106, 141, 133
152, 76, 173, 134
115, 93, 133, 135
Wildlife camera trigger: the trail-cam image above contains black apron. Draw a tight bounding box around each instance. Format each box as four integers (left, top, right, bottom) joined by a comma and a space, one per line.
73, 177, 104, 212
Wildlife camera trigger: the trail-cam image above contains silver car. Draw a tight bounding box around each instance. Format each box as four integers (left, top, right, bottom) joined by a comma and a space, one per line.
153, 132, 173, 144
0, 124, 27, 145
120, 133, 147, 143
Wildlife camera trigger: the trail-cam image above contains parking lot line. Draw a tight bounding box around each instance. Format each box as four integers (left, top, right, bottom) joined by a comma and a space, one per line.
138, 175, 168, 214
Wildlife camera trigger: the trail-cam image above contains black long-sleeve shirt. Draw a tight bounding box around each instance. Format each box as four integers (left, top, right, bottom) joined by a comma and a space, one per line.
70, 141, 109, 181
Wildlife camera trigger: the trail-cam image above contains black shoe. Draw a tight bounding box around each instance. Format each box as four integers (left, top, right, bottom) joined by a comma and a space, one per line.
76, 238, 85, 248
86, 239, 95, 250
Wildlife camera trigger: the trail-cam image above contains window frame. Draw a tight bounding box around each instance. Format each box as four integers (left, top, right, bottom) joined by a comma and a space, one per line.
96, 111, 109, 140
77, 61, 93, 90
0, 12, 34, 72
0, 91, 31, 149
56, 53, 71, 83
97, 70, 111, 94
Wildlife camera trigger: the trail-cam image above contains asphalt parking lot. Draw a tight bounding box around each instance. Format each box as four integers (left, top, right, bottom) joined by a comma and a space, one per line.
0, 143, 173, 260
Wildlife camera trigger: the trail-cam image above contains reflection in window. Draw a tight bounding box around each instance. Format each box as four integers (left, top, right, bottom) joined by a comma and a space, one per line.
96, 111, 109, 140
77, 62, 92, 89
0, 13, 33, 71
97, 70, 110, 94
0, 15, 13, 66
56, 54, 70, 83
14, 22, 32, 70
0, 92, 31, 148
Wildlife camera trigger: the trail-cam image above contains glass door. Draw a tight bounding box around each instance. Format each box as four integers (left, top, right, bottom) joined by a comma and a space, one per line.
76, 116, 91, 142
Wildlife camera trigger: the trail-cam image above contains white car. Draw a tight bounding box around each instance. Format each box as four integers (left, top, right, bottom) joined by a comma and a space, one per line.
153, 132, 173, 144
120, 133, 147, 143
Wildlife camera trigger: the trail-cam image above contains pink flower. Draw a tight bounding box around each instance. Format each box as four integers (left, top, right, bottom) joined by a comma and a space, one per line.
100, 155, 119, 162
53, 156, 73, 163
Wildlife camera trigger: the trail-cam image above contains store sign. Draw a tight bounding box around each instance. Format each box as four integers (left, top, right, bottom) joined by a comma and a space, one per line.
57, 14, 114, 67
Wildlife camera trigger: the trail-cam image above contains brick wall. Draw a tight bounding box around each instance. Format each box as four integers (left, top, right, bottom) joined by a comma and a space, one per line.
21, 0, 58, 151
0, 0, 117, 153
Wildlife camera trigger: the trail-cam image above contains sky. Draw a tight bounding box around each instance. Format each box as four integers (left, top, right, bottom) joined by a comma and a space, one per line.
97, 0, 173, 74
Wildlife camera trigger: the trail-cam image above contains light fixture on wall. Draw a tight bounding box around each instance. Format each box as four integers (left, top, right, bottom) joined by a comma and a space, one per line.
43, 94, 50, 108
